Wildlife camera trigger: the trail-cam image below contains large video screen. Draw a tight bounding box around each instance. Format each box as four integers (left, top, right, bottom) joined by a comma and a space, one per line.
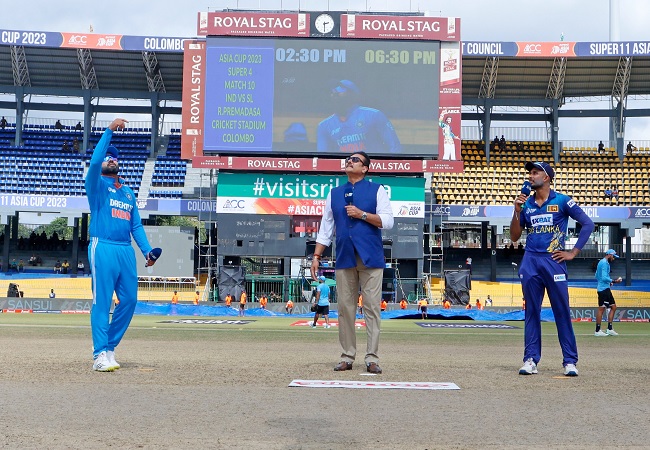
204, 37, 440, 157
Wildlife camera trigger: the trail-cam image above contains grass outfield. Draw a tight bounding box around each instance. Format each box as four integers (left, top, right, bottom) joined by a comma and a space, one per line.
1, 314, 648, 448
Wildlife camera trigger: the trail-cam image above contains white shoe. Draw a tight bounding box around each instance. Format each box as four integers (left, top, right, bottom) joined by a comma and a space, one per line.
519, 358, 538, 375
324, 324, 331, 329
93, 351, 115, 372
308, 323, 316, 328
106, 350, 120, 370
594, 330, 608, 337
564, 363, 578, 377
605, 329, 619, 336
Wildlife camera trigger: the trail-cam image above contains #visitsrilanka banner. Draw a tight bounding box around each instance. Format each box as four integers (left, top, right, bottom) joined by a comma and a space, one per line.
216, 173, 424, 217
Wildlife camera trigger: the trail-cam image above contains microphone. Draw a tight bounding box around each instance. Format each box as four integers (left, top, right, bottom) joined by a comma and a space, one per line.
146, 247, 162, 267
344, 187, 353, 205
520, 181, 532, 196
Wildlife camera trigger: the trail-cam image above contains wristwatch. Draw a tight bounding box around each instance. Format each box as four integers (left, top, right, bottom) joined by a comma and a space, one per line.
361, 212, 368, 221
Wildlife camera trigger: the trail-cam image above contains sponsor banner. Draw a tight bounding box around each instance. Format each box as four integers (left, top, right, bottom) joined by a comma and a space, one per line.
438, 42, 462, 168
571, 307, 650, 322
60, 32, 123, 50
197, 12, 309, 37
2, 309, 33, 314
180, 199, 217, 214
289, 380, 461, 390
415, 322, 519, 329
575, 41, 650, 57
157, 319, 255, 324
290, 320, 364, 327
0, 29, 62, 47
426, 205, 639, 220
191, 156, 460, 173
216, 173, 424, 216
121, 35, 188, 52
516, 41, 576, 58
0, 298, 93, 313
181, 40, 207, 160
340, 15, 460, 41
462, 41, 518, 57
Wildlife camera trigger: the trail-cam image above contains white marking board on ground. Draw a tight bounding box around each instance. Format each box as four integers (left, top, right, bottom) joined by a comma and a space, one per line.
288, 380, 460, 390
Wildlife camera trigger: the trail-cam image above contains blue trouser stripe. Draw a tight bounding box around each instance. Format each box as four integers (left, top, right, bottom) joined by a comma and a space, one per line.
520, 252, 578, 366
89, 238, 138, 357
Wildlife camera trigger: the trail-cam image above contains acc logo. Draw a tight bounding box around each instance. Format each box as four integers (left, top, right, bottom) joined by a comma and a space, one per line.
223, 199, 245, 209
547, 205, 558, 212
523, 43, 542, 54
68, 35, 88, 45
431, 206, 450, 216
137, 200, 148, 209
554, 274, 566, 282
461, 206, 480, 217
398, 206, 409, 216
567, 199, 576, 207
634, 208, 650, 218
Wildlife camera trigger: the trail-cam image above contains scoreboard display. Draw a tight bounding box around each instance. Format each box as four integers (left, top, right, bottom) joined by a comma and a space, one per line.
183, 11, 462, 172
203, 37, 440, 157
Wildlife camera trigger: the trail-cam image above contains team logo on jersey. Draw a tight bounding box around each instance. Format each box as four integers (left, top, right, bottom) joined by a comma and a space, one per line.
547, 205, 559, 212
126, 193, 131, 200
554, 274, 566, 282
531, 214, 553, 227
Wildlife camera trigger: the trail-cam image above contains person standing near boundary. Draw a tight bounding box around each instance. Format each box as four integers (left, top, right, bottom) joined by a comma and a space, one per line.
239, 290, 247, 317
311, 151, 394, 374
594, 249, 623, 337
310, 276, 331, 329
511, 161, 594, 377
86, 118, 159, 372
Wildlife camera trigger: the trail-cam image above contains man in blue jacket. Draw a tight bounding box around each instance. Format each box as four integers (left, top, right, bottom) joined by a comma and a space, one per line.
510, 161, 594, 377
85, 118, 159, 372
311, 151, 394, 374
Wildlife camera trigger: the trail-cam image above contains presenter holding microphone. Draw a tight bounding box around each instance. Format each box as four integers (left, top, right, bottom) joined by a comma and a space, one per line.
311, 152, 394, 374
85, 118, 160, 372
510, 161, 594, 377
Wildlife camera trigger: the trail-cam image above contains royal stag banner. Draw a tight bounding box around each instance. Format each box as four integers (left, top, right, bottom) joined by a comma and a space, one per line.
216, 173, 424, 217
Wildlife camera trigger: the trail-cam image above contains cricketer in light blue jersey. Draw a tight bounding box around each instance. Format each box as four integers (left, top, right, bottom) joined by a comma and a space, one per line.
511, 161, 594, 377
85, 118, 158, 371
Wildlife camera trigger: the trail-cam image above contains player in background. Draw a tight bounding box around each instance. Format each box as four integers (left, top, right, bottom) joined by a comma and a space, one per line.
317, 79, 401, 154
85, 118, 159, 372
511, 161, 594, 377
594, 249, 623, 336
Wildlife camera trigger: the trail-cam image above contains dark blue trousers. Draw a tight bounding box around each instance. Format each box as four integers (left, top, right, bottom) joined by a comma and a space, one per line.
519, 252, 578, 366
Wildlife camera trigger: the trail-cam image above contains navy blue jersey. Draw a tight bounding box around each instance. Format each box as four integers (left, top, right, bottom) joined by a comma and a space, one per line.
317, 106, 401, 153
519, 190, 594, 254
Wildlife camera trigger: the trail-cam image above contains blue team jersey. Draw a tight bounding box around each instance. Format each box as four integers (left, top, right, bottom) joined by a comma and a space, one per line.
84, 128, 151, 255
595, 258, 613, 292
520, 190, 593, 254
317, 106, 401, 153
317, 283, 330, 306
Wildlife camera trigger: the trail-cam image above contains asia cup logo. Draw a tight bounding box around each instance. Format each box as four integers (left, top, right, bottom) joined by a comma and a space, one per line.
398, 206, 409, 216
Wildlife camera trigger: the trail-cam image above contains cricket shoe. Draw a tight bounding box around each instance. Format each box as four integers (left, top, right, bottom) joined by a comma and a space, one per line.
564, 363, 579, 377
93, 351, 116, 372
519, 358, 538, 375
594, 330, 608, 337
605, 329, 619, 336
106, 350, 120, 370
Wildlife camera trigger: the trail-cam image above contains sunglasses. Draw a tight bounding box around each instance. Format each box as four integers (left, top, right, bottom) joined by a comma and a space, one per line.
103, 156, 118, 163
345, 156, 367, 165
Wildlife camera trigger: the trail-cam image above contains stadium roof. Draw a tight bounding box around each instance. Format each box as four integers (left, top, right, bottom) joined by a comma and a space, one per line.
2, 32, 650, 105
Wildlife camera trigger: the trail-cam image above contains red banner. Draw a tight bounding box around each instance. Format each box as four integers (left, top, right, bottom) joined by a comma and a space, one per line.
515, 42, 576, 57
197, 12, 309, 37
192, 156, 459, 173
340, 15, 459, 41
437, 41, 463, 171
59, 33, 123, 50
180, 40, 207, 160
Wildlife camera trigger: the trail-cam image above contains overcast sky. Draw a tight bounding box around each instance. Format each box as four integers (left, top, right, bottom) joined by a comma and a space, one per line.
3, 0, 650, 141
